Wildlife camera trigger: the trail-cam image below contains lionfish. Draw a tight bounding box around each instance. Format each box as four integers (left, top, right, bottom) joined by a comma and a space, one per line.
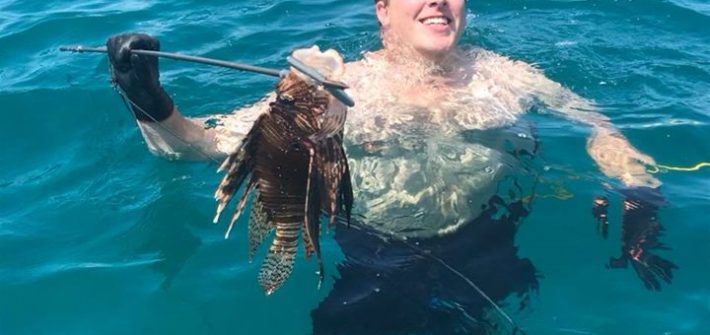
213, 47, 353, 295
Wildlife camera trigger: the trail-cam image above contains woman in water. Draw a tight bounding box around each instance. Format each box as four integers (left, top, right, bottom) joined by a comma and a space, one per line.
106, 0, 675, 333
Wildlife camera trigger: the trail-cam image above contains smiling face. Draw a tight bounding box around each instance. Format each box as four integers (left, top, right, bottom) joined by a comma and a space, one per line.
376, 0, 466, 61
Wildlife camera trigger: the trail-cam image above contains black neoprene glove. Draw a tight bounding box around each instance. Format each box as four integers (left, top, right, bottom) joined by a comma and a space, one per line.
605, 187, 677, 291
106, 33, 174, 122
592, 195, 610, 239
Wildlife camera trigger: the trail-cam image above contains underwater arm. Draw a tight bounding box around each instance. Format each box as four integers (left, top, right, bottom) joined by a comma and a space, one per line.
524, 65, 659, 188
522, 63, 676, 290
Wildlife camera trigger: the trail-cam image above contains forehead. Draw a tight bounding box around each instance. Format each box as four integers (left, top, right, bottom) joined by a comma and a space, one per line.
375, 0, 467, 8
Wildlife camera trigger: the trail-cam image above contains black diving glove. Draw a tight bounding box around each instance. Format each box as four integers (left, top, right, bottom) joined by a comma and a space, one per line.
606, 186, 677, 291
592, 195, 610, 239
106, 33, 174, 122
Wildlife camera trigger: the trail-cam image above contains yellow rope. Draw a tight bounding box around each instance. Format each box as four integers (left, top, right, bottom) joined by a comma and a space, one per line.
647, 162, 710, 174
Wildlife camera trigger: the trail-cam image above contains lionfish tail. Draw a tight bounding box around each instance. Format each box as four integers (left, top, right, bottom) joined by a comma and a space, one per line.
259, 221, 300, 295
259, 251, 295, 295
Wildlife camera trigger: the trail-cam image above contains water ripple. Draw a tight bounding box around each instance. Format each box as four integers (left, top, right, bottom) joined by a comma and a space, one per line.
1, 1, 708, 334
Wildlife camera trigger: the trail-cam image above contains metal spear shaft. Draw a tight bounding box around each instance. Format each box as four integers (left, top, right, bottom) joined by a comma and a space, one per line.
58, 45, 349, 91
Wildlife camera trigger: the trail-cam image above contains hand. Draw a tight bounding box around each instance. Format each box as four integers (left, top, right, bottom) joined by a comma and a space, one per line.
592, 196, 609, 239
607, 187, 677, 291
587, 131, 661, 188
106, 33, 174, 122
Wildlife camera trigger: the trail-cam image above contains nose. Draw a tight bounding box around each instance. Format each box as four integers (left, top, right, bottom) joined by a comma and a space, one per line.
426, 0, 448, 8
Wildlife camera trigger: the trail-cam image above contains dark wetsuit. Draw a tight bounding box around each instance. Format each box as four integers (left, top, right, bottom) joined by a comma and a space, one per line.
312, 193, 538, 335
311, 123, 541, 335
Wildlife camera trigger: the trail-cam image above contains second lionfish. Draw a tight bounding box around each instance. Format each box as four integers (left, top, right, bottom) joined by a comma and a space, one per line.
213, 47, 353, 295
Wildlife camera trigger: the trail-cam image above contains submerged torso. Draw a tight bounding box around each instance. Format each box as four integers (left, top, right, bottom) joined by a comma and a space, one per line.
339, 48, 540, 238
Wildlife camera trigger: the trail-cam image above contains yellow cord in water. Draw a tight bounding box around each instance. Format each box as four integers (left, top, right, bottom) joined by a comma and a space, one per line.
648, 162, 710, 174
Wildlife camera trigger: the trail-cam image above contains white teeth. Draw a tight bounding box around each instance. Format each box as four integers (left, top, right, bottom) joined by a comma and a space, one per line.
422, 17, 448, 25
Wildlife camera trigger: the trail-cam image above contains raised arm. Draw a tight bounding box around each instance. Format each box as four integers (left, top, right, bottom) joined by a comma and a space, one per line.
107, 33, 268, 160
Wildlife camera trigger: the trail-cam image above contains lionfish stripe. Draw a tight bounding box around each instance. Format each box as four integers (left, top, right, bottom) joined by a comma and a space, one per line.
213, 163, 252, 223
217, 119, 260, 173
224, 180, 255, 239
273, 231, 299, 243
217, 146, 244, 173
315, 107, 346, 141
248, 199, 274, 260
213, 128, 257, 223
217, 156, 231, 173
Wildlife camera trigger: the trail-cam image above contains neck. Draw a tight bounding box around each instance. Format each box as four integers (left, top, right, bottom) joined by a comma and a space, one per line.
379, 33, 461, 77
380, 48, 463, 83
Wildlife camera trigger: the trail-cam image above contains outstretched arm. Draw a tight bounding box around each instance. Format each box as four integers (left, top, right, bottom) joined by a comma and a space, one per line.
133, 99, 271, 161
107, 33, 268, 161
513, 61, 659, 188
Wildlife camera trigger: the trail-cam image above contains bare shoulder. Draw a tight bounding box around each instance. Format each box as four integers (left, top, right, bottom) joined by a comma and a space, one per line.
342, 59, 367, 85
466, 47, 542, 76
342, 50, 387, 84
344, 59, 365, 72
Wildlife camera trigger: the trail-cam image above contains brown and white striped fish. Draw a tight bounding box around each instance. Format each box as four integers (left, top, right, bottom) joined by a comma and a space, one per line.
213, 47, 353, 295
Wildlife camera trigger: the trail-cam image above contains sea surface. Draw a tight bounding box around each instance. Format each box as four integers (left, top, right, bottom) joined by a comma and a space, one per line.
1, 0, 709, 334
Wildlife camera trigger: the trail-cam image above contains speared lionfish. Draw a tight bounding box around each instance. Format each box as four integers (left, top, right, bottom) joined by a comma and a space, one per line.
213, 48, 353, 295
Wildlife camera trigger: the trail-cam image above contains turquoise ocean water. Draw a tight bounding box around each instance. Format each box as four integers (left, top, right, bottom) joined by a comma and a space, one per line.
1, 0, 709, 334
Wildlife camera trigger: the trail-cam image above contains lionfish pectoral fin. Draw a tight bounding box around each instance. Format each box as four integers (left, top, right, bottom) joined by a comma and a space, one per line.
213, 202, 227, 224
216, 127, 257, 173
213, 125, 260, 223
259, 221, 300, 295
213, 160, 252, 224
224, 180, 255, 239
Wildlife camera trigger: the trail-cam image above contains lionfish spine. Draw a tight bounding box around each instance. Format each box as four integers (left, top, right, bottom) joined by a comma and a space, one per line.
224, 180, 255, 239
213, 132, 257, 223
302, 141, 317, 258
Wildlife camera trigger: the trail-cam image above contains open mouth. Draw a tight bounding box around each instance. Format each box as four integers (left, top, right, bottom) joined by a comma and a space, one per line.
419, 16, 452, 26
